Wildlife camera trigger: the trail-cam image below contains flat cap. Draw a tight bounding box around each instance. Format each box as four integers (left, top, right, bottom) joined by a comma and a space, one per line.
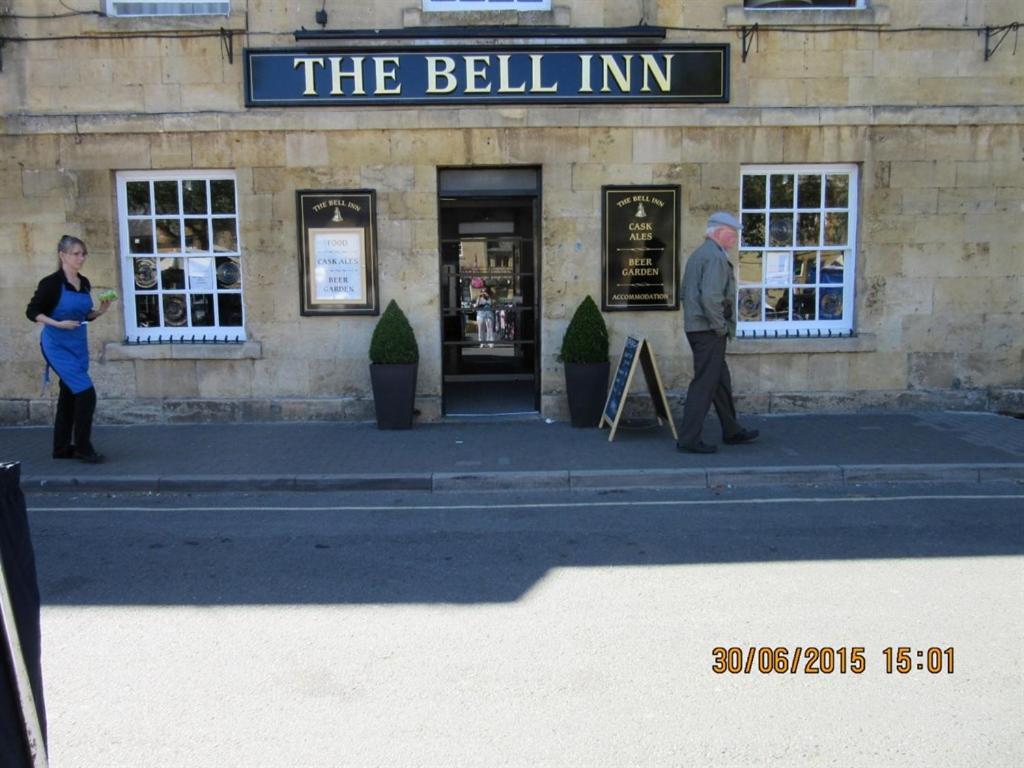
707, 211, 742, 231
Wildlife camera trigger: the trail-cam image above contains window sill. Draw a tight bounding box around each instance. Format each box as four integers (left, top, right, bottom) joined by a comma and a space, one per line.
402, 6, 571, 27
103, 340, 262, 361
91, 9, 246, 33
728, 333, 876, 355
724, 4, 890, 27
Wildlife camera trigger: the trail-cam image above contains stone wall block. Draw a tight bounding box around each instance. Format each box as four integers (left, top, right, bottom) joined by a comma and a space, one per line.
134, 360, 199, 398
196, 360, 254, 398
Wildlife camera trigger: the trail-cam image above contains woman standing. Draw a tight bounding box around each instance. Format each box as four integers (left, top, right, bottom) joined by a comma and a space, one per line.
474, 285, 496, 348
26, 235, 114, 463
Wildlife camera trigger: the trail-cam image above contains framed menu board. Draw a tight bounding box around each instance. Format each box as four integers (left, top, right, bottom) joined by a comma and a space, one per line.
601, 185, 680, 312
297, 190, 380, 315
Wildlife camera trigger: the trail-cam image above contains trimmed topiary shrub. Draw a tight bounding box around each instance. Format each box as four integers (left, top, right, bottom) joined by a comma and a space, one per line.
558, 295, 609, 364
369, 299, 419, 364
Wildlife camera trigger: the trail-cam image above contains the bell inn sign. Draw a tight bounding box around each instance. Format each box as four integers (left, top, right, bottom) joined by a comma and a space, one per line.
244, 45, 729, 107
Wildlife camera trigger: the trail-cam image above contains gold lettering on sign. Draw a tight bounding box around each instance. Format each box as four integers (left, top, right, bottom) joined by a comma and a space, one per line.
464, 55, 492, 94
427, 56, 457, 94
497, 55, 526, 93
529, 54, 558, 93
293, 57, 325, 96
330, 56, 366, 96
601, 55, 632, 93
641, 54, 673, 93
578, 54, 594, 93
374, 57, 401, 95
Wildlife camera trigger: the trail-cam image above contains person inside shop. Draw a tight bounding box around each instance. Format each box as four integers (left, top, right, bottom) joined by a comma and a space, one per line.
676, 211, 759, 454
26, 235, 115, 463
475, 284, 496, 348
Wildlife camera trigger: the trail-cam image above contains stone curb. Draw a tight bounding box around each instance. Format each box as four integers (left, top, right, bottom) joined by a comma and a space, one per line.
20, 463, 1024, 493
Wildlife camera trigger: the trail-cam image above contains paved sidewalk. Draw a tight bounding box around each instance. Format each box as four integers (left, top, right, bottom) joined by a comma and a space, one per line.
2, 411, 1023, 493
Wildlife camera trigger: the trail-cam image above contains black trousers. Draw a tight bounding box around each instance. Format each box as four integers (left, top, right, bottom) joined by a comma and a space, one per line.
677, 330, 741, 447
53, 381, 96, 456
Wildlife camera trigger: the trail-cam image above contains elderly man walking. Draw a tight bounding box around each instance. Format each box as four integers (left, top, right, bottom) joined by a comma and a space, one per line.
677, 211, 759, 454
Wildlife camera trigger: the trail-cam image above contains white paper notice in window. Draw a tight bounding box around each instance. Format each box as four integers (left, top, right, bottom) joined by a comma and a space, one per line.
311, 228, 366, 303
188, 257, 216, 292
764, 251, 790, 286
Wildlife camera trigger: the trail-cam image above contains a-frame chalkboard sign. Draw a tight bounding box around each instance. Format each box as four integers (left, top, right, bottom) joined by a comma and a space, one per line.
599, 336, 679, 442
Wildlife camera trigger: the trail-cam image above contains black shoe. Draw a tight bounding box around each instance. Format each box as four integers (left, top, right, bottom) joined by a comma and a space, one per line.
53, 447, 76, 459
723, 428, 759, 445
74, 450, 105, 464
677, 441, 718, 454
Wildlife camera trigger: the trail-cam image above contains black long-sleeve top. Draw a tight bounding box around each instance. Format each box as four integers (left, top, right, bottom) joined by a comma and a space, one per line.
26, 270, 92, 322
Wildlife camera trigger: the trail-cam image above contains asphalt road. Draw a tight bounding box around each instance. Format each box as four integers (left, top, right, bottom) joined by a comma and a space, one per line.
25, 483, 1024, 768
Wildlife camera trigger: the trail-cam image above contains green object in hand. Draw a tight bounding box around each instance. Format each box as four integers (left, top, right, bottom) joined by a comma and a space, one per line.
98, 289, 118, 302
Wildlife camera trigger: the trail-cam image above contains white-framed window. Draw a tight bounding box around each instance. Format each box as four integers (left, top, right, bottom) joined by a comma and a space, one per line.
743, 1, 866, 9
423, 0, 552, 11
116, 170, 245, 342
736, 164, 858, 337
106, 1, 230, 17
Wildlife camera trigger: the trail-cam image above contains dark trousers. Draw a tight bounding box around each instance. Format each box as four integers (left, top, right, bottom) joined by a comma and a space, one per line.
53, 381, 96, 456
677, 330, 741, 447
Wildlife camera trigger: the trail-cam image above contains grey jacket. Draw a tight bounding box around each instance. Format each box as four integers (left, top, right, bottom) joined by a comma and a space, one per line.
681, 237, 736, 337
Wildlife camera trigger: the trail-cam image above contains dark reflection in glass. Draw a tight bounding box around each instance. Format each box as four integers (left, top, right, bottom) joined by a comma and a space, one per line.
738, 288, 762, 321
770, 174, 794, 208
212, 219, 238, 252
825, 174, 849, 207
184, 218, 209, 251
766, 288, 789, 321
216, 257, 241, 289
797, 174, 822, 208
769, 214, 793, 247
824, 212, 848, 245
154, 181, 178, 215
135, 294, 159, 327
191, 294, 215, 327
133, 257, 157, 290
218, 293, 243, 326
793, 251, 817, 284
820, 251, 845, 283
126, 181, 150, 215
820, 287, 843, 319
155, 219, 181, 252
163, 294, 188, 326
128, 220, 153, 253
796, 212, 821, 246
793, 288, 816, 320
159, 257, 185, 290
738, 251, 762, 284
182, 180, 207, 215
742, 175, 766, 209
211, 180, 235, 214
742, 213, 765, 247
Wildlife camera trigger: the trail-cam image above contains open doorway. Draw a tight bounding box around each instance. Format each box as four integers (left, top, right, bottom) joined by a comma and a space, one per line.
438, 168, 540, 416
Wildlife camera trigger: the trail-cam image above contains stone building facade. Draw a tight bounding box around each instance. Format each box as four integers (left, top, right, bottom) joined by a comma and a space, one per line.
1, 0, 1021, 425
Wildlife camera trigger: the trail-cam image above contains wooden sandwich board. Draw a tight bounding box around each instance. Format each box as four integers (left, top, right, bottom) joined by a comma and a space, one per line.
599, 336, 678, 443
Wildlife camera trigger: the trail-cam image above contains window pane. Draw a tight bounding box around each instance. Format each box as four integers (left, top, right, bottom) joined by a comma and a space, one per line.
820, 287, 843, 319
211, 180, 236, 214
796, 212, 821, 246
793, 288, 816, 320
217, 293, 243, 326
188, 257, 215, 291
216, 256, 241, 289
155, 219, 181, 252
824, 212, 848, 245
742, 175, 766, 209
159, 257, 185, 290
128, 219, 154, 253
742, 213, 765, 247
135, 294, 159, 327
766, 288, 789, 321
184, 218, 209, 252
212, 219, 238, 252
154, 181, 179, 214
182, 179, 208, 214
163, 294, 188, 326
793, 251, 817, 284
191, 294, 215, 326
134, 257, 157, 290
820, 251, 845, 283
825, 174, 849, 207
738, 288, 762, 321
770, 174, 794, 208
768, 213, 793, 247
738, 251, 762, 284
797, 174, 821, 208
126, 181, 150, 215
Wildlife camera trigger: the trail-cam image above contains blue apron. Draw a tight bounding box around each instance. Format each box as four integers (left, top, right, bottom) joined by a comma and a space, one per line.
40, 283, 93, 394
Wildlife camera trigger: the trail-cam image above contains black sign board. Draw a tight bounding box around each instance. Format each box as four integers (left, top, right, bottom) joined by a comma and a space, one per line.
296, 190, 380, 316
600, 336, 677, 442
245, 45, 728, 107
602, 186, 680, 311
